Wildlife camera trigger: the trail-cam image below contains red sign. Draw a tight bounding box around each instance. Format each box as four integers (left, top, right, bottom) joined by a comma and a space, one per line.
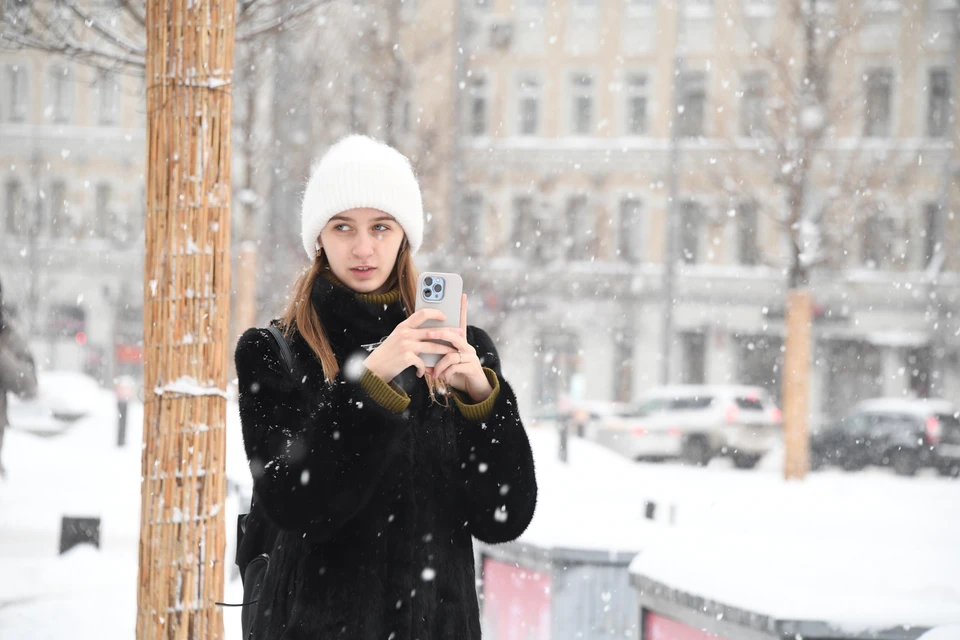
481, 558, 551, 640
644, 612, 729, 640
115, 344, 143, 364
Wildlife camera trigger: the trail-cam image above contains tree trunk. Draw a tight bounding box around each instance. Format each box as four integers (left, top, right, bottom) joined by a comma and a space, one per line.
138, 0, 236, 637
783, 288, 812, 480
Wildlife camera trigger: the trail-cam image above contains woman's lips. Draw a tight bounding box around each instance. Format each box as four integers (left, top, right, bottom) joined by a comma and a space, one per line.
350, 267, 376, 280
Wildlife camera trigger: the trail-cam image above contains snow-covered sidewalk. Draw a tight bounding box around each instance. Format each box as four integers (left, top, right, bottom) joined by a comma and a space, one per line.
1, 401, 958, 638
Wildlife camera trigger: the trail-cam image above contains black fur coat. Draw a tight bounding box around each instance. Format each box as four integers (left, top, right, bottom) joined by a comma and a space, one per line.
234, 275, 538, 639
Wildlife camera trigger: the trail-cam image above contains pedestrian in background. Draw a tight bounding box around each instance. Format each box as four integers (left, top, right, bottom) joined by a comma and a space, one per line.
0, 277, 39, 479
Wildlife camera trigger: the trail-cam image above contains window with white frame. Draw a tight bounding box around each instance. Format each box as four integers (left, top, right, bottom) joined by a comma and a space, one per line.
517, 74, 541, 136
679, 200, 703, 264
6, 65, 28, 122
459, 192, 484, 255
467, 74, 488, 136
348, 73, 368, 134
512, 195, 538, 258
570, 73, 594, 135
927, 67, 950, 139
677, 71, 706, 138
618, 197, 644, 263
97, 70, 120, 126
863, 68, 893, 138
49, 179, 69, 238
4, 180, 25, 236
51, 65, 74, 124
613, 325, 635, 403
736, 201, 760, 266
625, 73, 649, 135
922, 202, 944, 268
739, 71, 768, 137
94, 183, 112, 238
861, 213, 895, 268
565, 194, 593, 260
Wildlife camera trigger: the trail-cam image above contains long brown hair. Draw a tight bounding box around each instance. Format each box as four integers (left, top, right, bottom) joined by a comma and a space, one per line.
280, 240, 448, 400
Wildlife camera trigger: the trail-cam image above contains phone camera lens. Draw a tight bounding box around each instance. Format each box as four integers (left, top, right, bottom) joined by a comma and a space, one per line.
423, 288, 432, 298
424, 277, 433, 287
433, 284, 442, 293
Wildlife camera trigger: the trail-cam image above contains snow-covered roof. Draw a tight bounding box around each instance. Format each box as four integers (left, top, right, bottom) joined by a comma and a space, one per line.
638, 384, 770, 400
854, 397, 957, 417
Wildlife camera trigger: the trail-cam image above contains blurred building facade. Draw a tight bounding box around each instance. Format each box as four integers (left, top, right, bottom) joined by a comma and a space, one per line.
0, 48, 145, 384
427, 0, 960, 421
1, 0, 958, 425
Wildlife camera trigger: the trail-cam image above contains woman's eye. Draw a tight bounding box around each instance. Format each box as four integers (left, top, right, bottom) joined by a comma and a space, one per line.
335, 224, 350, 232
373, 224, 389, 232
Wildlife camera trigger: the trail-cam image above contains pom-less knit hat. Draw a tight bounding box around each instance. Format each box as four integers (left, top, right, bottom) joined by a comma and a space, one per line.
301, 135, 424, 261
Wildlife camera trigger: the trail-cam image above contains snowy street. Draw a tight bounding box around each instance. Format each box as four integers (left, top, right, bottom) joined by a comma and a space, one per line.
2, 388, 958, 638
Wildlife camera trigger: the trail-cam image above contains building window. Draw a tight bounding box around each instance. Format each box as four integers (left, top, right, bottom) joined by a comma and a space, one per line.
737, 201, 760, 266
679, 201, 703, 264
922, 202, 943, 268
625, 73, 649, 135
6, 65, 28, 123
348, 73, 367, 134
49, 179, 68, 238
5, 180, 25, 236
512, 195, 538, 258
613, 326, 635, 403
97, 70, 120, 126
677, 71, 706, 138
95, 183, 113, 238
739, 71, 767, 137
467, 74, 488, 136
565, 194, 592, 260
863, 68, 893, 138
861, 214, 895, 268
459, 192, 484, 255
680, 331, 706, 385
618, 197, 643, 263
535, 330, 580, 407
570, 73, 594, 135
927, 67, 950, 139
517, 74, 541, 136
736, 334, 783, 402
51, 65, 74, 124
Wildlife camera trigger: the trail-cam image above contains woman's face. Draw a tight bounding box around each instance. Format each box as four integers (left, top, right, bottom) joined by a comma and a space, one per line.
318, 208, 405, 295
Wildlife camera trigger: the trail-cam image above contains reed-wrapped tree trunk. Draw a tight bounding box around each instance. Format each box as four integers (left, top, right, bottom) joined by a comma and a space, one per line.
138, 0, 236, 637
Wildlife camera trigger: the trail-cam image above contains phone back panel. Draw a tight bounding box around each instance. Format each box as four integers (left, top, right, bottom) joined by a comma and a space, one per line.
414, 272, 463, 367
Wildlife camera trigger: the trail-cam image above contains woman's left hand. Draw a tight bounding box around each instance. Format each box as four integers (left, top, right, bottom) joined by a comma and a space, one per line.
428, 294, 494, 403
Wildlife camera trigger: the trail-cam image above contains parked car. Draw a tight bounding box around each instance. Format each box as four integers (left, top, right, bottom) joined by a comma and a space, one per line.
811, 397, 960, 477
591, 385, 783, 469
7, 370, 104, 435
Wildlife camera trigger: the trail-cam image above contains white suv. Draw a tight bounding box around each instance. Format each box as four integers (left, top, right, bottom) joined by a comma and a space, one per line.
591, 385, 783, 468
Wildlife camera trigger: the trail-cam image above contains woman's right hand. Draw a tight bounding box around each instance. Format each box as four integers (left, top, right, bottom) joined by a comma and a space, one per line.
363, 309, 457, 382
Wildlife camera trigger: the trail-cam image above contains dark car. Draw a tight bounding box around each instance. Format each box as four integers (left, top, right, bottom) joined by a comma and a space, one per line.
811, 398, 960, 477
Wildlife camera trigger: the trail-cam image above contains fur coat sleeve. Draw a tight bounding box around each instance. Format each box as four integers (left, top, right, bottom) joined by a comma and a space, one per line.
457, 326, 538, 544
235, 327, 412, 540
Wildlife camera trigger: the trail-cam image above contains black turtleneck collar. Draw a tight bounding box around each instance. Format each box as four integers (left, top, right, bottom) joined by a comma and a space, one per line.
309, 272, 408, 360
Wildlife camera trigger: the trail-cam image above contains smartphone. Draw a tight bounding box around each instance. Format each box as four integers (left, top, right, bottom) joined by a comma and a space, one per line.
414, 271, 463, 368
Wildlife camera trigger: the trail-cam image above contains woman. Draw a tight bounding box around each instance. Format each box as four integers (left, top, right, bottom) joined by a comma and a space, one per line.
235, 135, 538, 639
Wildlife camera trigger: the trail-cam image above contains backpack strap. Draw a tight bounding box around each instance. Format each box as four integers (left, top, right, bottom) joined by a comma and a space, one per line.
265, 325, 294, 376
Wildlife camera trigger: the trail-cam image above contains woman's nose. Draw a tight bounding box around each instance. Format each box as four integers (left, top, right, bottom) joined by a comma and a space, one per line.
352, 234, 374, 257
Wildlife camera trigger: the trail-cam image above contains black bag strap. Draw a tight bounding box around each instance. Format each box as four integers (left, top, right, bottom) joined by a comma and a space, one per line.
265, 325, 294, 375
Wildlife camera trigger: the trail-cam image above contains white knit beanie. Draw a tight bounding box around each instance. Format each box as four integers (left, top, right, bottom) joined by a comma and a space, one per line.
301, 135, 424, 261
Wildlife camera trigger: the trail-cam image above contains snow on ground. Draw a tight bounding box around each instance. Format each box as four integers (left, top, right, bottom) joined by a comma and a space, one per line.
523, 427, 960, 633
1, 400, 958, 637
0, 390, 249, 638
